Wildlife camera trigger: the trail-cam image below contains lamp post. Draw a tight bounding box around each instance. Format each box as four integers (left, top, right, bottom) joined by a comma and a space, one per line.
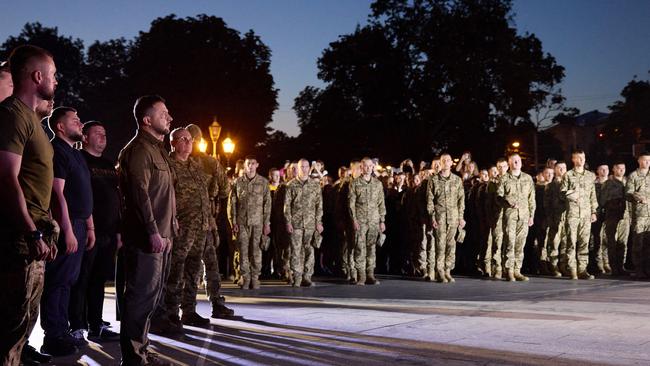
208, 117, 222, 158
222, 137, 235, 169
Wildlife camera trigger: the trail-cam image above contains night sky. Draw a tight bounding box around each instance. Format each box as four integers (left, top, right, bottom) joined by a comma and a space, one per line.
1, 0, 648, 135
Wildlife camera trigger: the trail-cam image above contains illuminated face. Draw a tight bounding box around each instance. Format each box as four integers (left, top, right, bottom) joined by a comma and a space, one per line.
639, 155, 650, 170
269, 170, 281, 184
612, 164, 625, 178
244, 158, 259, 176
508, 155, 522, 171
413, 174, 421, 186
496, 161, 509, 176
554, 163, 567, 178
361, 159, 374, 176
394, 174, 404, 185
85, 125, 107, 154
596, 165, 609, 179
37, 58, 57, 101
35, 98, 54, 119
431, 160, 441, 174
58, 110, 83, 142
543, 168, 554, 182
298, 160, 310, 180
146, 101, 172, 136
440, 155, 453, 171
0, 70, 13, 101
572, 153, 586, 169
488, 166, 498, 179
479, 170, 489, 182
171, 129, 193, 156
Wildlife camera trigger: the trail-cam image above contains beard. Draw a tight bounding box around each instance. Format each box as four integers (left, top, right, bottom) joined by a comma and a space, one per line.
36, 83, 55, 101
68, 130, 84, 142
152, 123, 170, 136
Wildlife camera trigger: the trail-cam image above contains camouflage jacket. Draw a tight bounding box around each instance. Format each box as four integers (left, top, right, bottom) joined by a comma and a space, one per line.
283, 178, 323, 230
625, 169, 650, 218
170, 153, 211, 232
484, 179, 503, 226
496, 171, 536, 221
228, 174, 271, 227
426, 172, 465, 225
348, 176, 386, 225
544, 178, 566, 222
601, 177, 629, 221
190, 152, 230, 200
561, 168, 598, 219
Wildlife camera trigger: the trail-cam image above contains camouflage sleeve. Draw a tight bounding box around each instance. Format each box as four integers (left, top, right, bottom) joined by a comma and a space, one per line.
378, 183, 386, 223
528, 176, 536, 218
348, 180, 357, 223
457, 178, 465, 218
590, 180, 598, 215
316, 187, 324, 226
283, 184, 293, 226
561, 174, 578, 202
426, 178, 435, 217
495, 176, 509, 208
215, 160, 230, 200
625, 174, 642, 202
228, 182, 237, 227
263, 182, 271, 226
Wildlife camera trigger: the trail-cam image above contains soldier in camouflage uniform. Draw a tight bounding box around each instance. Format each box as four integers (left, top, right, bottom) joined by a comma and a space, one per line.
601, 162, 629, 275
485, 159, 508, 279
496, 154, 536, 281
625, 152, 650, 279
561, 150, 598, 280
272, 163, 296, 282
228, 156, 272, 289
427, 154, 465, 283
338, 161, 361, 281
284, 159, 324, 287
415, 170, 436, 281
591, 164, 609, 274
544, 161, 567, 277
348, 158, 386, 285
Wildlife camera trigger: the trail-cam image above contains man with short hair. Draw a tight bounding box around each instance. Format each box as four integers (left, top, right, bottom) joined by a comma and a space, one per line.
118, 95, 176, 366
485, 159, 508, 279
591, 164, 610, 274
427, 154, 465, 283
0, 45, 58, 366
284, 159, 324, 287
339, 161, 361, 281
348, 157, 386, 285
41, 106, 95, 355
601, 162, 629, 275
497, 154, 536, 281
561, 150, 598, 280
626, 152, 650, 279
544, 161, 568, 277
228, 156, 271, 290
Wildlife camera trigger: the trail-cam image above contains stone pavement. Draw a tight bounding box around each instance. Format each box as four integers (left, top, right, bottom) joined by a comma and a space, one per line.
28, 275, 650, 365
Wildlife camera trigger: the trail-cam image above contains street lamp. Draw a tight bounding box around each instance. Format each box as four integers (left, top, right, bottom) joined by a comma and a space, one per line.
512, 141, 521, 148
198, 138, 208, 153
208, 117, 222, 158
222, 137, 235, 169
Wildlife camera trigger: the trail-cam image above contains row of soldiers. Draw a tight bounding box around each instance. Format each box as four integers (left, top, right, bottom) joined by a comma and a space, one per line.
248, 150, 650, 285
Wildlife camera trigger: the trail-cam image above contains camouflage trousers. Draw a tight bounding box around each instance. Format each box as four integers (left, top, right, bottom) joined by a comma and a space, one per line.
353, 223, 380, 281
272, 230, 291, 279
181, 230, 223, 314
563, 217, 591, 273
631, 218, 650, 276
604, 218, 629, 274
545, 216, 566, 269
415, 224, 435, 277
290, 228, 316, 282
237, 225, 263, 281
487, 217, 504, 272
340, 225, 355, 279
503, 216, 530, 271
590, 218, 607, 271
0, 259, 44, 366
434, 219, 458, 272
163, 227, 198, 317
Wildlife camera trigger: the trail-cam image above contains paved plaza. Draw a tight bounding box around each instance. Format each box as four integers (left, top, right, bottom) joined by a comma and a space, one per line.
30, 275, 650, 365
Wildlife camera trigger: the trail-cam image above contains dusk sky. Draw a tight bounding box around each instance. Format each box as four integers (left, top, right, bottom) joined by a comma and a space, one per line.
1, 0, 648, 136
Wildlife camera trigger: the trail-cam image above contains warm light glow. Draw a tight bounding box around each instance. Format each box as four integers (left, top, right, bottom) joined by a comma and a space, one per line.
222, 137, 235, 154
512, 141, 520, 148
453, 158, 460, 163
198, 138, 208, 153
386, 165, 392, 170
209, 117, 222, 143
376, 165, 384, 171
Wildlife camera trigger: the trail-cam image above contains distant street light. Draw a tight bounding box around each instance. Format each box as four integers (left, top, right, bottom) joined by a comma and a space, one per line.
512, 141, 521, 148
222, 137, 235, 169
198, 138, 208, 153
208, 117, 222, 158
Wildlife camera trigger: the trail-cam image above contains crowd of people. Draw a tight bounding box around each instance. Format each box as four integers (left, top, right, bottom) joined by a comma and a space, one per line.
1, 45, 650, 366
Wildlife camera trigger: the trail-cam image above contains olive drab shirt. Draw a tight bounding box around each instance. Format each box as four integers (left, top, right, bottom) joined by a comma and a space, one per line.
426, 172, 465, 225
625, 169, 650, 218
228, 174, 271, 227
170, 153, 211, 232
496, 171, 536, 220
544, 178, 566, 222
561, 169, 598, 219
348, 176, 386, 225
601, 177, 629, 221
283, 177, 323, 230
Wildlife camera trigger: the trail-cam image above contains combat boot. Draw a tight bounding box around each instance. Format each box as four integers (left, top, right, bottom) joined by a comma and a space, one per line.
425, 272, 435, 282
366, 275, 380, 285
437, 269, 448, 283
211, 301, 235, 319
444, 270, 455, 283
181, 312, 210, 326
570, 268, 578, 280
603, 264, 612, 274
251, 278, 261, 289
578, 271, 595, 280
549, 264, 562, 277
355, 273, 366, 286
484, 265, 492, 278
238, 276, 251, 290
506, 268, 515, 282
514, 270, 529, 282
493, 267, 502, 280
301, 278, 314, 287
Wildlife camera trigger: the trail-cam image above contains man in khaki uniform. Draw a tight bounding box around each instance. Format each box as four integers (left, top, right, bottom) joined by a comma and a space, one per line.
228, 156, 271, 289
625, 152, 650, 279
427, 154, 465, 283
284, 159, 324, 287
561, 150, 598, 280
496, 153, 536, 281
591, 164, 609, 274
544, 161, 568, 277
485, 159, 508, 279
348, 158, 386, 285
601, 162, 629, 275
338, 161, 360, 281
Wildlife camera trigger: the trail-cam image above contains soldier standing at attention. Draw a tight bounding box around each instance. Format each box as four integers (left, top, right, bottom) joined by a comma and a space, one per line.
427, 154, 465, 283
284, 159, 324, 287
228, 156, 271, 289
591, 164, 610, 274
601, 162, 629, 275
626, 152, 650, 279
485, 159, 508, 279
561, 150, 598, 280
497, 153, 536, 282
544, 161, 568, 277
348, 157, 386, 285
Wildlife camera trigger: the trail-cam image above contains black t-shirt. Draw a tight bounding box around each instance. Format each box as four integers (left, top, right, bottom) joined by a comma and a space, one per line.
52, 136, 93, 220
81, 149, 121, 234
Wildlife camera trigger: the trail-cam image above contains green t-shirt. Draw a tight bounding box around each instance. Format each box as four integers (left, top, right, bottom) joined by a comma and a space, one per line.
0, 96, 54, 236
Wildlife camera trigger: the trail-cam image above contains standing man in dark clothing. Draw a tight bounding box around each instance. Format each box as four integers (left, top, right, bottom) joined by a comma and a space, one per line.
77, 121, 121, 341
118, 95, 176, 366
0, 45, 58, 366
42, 106, 95, 356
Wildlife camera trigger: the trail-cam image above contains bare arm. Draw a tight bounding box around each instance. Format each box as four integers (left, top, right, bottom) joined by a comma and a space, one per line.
52, 177, 78, 254
0, 151, 37, 231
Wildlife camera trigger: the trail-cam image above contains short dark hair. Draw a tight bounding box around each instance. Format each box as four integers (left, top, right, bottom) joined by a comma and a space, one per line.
639, 151, 650, 157
572, 149, 585, 155
612, 160, 626, 166
555, 160, 567, 166
244, 155, 257, 161
82, 120, 104, 135
8, 45, 53, 85
268, 168, 279, 176
133, 95, 165, 125
496, 158, 507, 164
47, 106, 77, 133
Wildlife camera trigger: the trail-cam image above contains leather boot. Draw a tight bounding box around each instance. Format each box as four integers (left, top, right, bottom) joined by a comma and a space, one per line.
578, 271, 595, 280
570, 268, 578, 280
514, 270, 529, 282
239, 277, 250, 290
437, 269, 448, 283
444, 270, 455, 283
506, 268, 515, 282
493, 267, 502, 280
